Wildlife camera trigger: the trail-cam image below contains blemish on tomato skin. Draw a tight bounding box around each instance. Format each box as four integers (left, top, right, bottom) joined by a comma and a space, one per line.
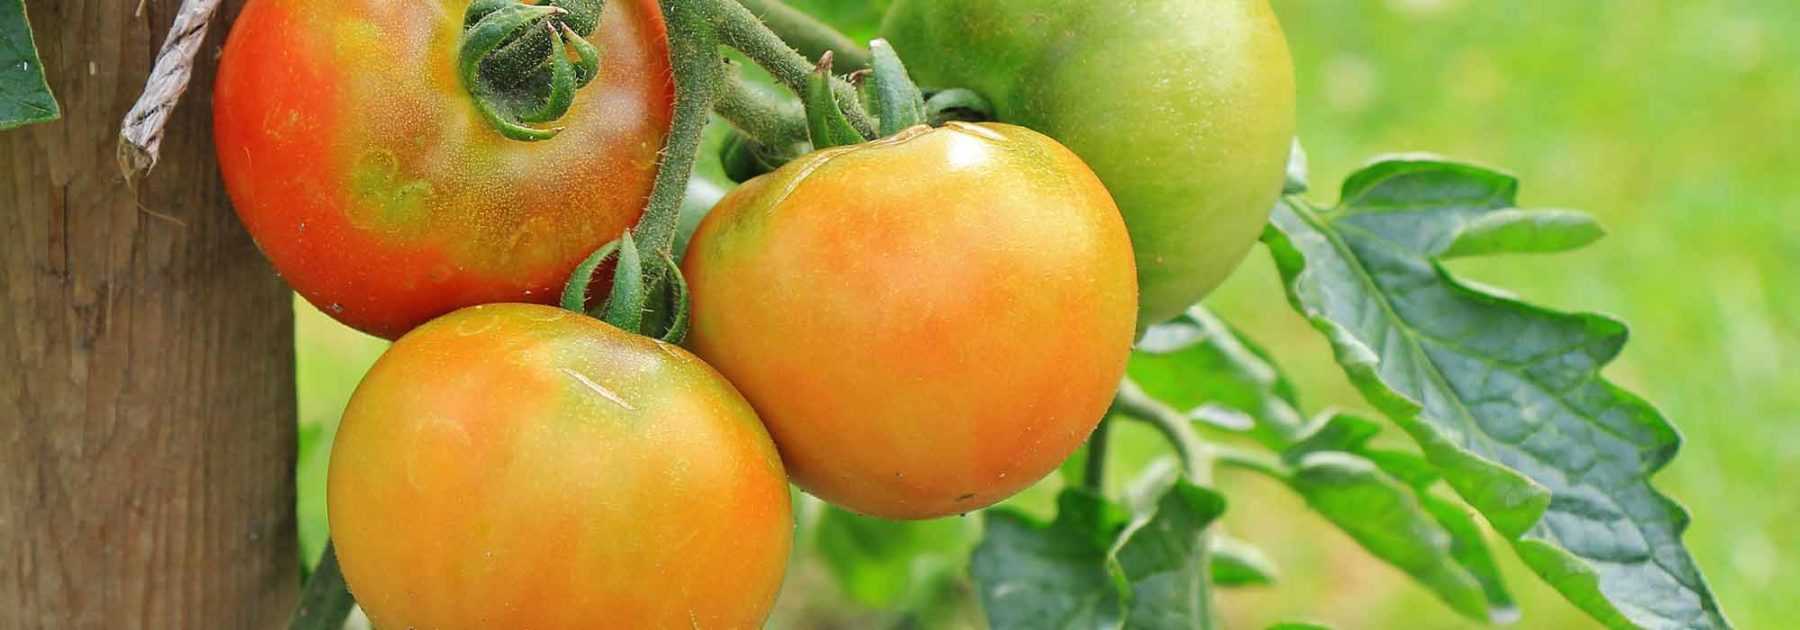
455, 312, 499, 336
561, 367, 635, 410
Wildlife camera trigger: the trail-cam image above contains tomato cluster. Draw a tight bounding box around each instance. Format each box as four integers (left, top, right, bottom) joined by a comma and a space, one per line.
216, 0, 1290, 626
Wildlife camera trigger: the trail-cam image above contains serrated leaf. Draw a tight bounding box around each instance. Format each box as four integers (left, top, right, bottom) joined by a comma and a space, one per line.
1290, 450, 1492, 620
1264, 155, 1727, 628
1442, 208, 1605, 259
1, 0, 59, 130
1113, 482, 1227, 630
1210, 536, 1277, 587
1133, 312, 1515, 622
1131, 309, 1308, 448
972, 491, 1130, 630
813, 505, 975, 609
972, 481, 1225, 630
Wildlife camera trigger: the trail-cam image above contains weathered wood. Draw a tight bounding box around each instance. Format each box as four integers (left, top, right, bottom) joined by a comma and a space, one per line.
1, 1, 299, 628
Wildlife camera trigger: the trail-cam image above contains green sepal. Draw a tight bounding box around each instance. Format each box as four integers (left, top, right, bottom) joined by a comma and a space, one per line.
654, 252, 691, 345
803, 52, 867, 149
602, 231, 645, 332
560, 239, 620, 313
868, 39, 925, 136
562, 24, 602, 89
517, 22, 577, 124
459, 3, 568, 141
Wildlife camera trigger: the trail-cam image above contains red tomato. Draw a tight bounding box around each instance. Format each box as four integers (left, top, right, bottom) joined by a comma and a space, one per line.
214, 0, 673, 339
328, 304, 793, 629
683, 123, 1138, 519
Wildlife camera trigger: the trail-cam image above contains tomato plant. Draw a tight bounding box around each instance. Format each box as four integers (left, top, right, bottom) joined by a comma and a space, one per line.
213, 0, 674, 339
5, 0, 1734, 628
327, 303, 791, 628
682, 122, 1138, 519
881, 0, 1297, 331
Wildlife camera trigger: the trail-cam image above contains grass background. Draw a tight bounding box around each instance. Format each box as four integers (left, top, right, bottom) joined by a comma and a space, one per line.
294, 1, 1798, 627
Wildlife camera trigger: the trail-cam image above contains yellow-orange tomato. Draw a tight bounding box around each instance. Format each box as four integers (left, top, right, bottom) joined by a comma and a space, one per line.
682, 123, 1137, 519
327, 304, 791, 629
214, 0, 672, 339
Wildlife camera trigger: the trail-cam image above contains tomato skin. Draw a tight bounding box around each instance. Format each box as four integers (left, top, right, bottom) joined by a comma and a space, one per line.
882, 0, 1296, 330
214, 0, 673, 339
327, 304, 792, 629
682, 123, 1137, 519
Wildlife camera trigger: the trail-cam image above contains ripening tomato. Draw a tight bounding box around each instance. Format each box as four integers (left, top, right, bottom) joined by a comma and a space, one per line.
682, 123, 1137, 519
882, 0, 1297, 330
214, 0, 673, 339
327, 304, 792, 629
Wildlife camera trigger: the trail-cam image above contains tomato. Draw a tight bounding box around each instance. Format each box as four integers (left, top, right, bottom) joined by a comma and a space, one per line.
327, 304, 792, 628
881, 0, 1296, 330
214, 0, 673, 339
682, 123, 1137, 519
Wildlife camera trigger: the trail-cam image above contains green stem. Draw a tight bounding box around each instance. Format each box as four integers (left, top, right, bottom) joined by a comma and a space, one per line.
288, 542, 355, 630
1111, 377, 1221, 629
734, 0, 871, 68
632, 1, 726, 268
705, 0, 877, 138
714, 72, 808, 150
1113, 378, 1213, 483
1084, 418, 1113, 492
1213, 445, 1294, 481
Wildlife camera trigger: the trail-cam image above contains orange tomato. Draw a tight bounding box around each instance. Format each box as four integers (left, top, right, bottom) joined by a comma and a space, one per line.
683, 123, 1137, 519
328, 304, 792, 628
214, 0, 672, 339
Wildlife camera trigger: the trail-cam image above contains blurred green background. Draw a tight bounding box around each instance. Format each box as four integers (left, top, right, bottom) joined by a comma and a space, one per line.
295, 0, 1797, 627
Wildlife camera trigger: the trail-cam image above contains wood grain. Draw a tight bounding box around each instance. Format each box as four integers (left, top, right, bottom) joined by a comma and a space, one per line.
1, 1, 300, 627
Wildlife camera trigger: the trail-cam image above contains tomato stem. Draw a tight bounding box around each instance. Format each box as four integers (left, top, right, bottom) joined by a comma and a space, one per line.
734, 0, 871, 69
287, 542, 355, 630
715, 71, 808, 155
1084, 418, 1113, 492
707, 0, 877, 138
1113, 378, 1214, 486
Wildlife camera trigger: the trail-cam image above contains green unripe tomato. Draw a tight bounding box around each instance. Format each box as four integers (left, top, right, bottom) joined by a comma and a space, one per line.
882, 0, 1297, 330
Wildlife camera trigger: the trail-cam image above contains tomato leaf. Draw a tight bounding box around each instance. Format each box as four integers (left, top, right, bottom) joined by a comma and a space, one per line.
1132, 309, 1516, 622
1289, 449, 1497, 621
1263, 156, 1729, 628
0, 0, 58, 130
971, 480, 1225, 630
1209, 536, 1277, 587
972, 490, 1130, 629
1113, 481, 1227, 630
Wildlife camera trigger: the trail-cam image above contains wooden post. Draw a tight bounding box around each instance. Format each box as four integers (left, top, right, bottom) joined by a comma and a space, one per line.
1, 1, 300, 628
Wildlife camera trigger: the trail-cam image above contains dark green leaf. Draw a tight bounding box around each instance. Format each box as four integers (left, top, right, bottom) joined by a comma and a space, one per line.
1131, 308, 1308, 448
971, 490, 1130, 630
1289, 451, 1492, 620
0, 0, 59, 129
1264, 155, 1727, 628
814, 506, 976, 609
972, 480, 1225, 630
1209, 536, 1277, 587
1132, 310, 1515, 622
1113, 481, 1227, 630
